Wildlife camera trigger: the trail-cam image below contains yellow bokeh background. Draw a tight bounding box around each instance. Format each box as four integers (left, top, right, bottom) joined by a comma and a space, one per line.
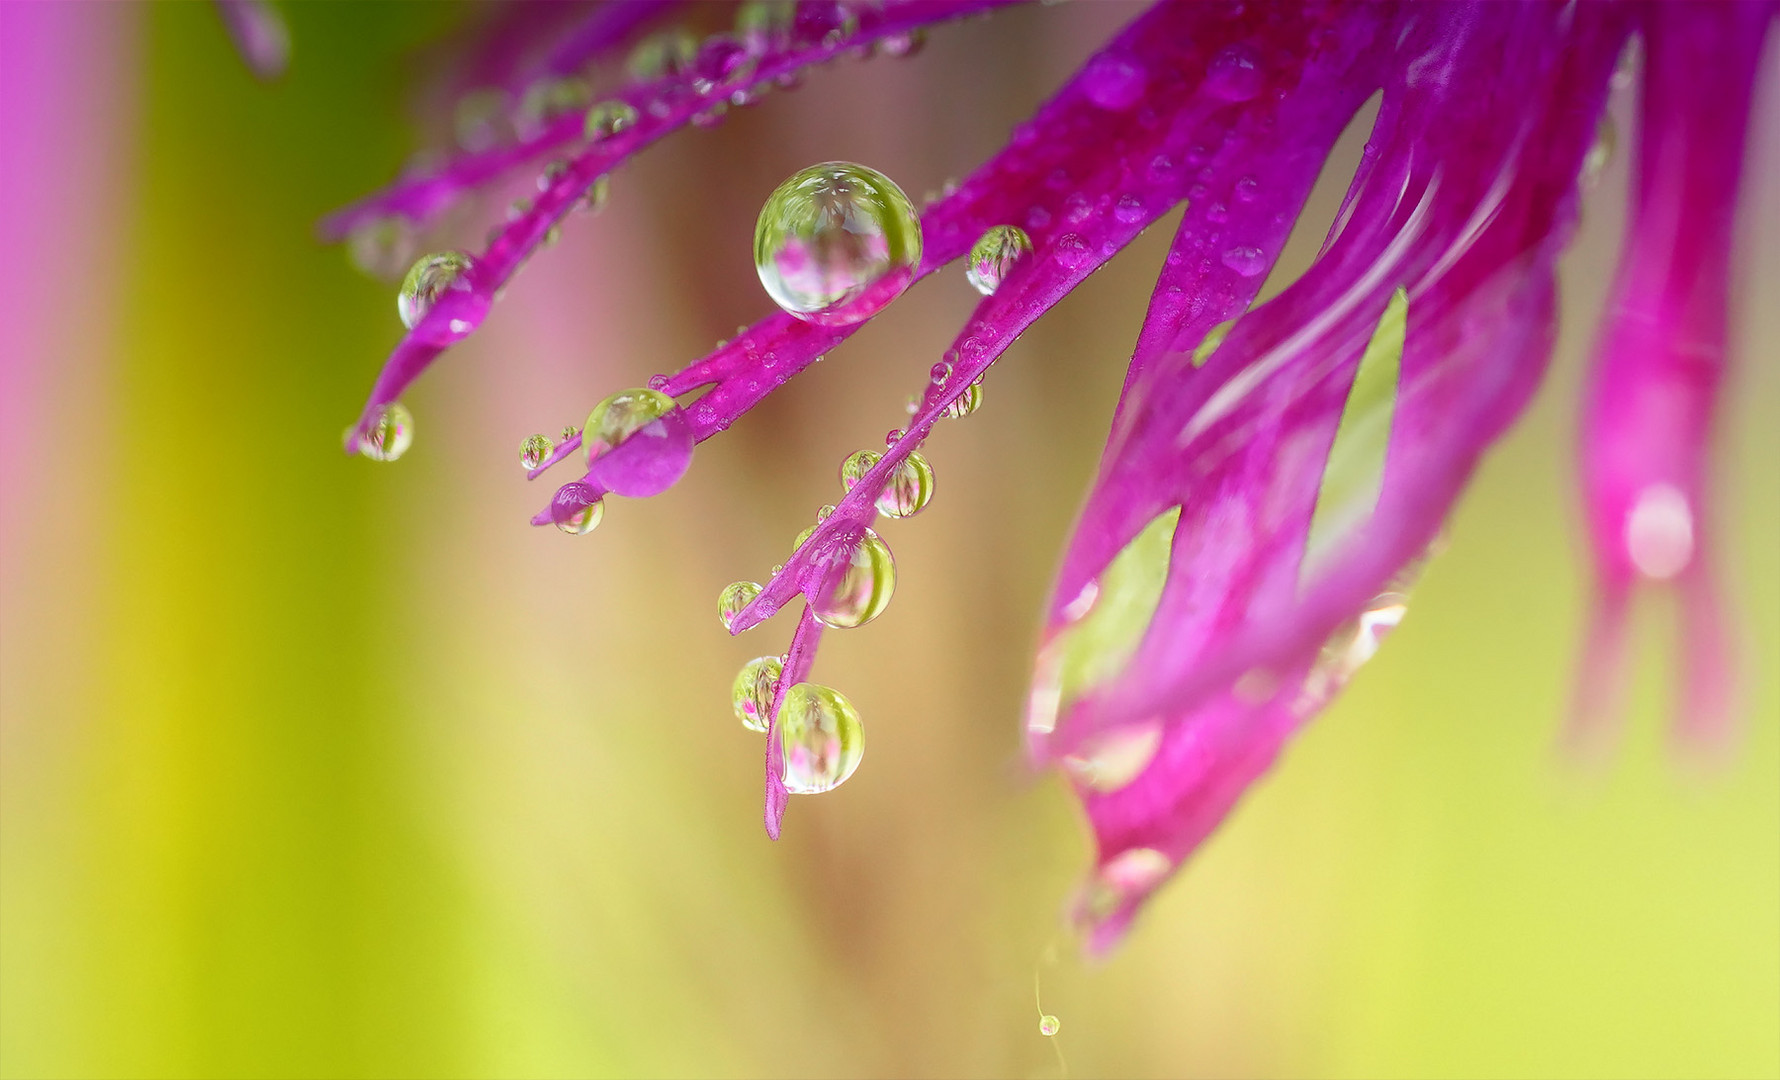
3, 4, 1776, 1077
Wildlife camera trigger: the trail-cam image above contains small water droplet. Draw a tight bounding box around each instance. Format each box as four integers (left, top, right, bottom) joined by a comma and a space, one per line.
1038, 1016, 1061, 1038
755, 162, 922, 326
355, 402, 413, 462
878, 28, 925, 58
731, 655, 783, 733
583, 387, 694, 497
943, 381, 984, 419
1205, 43, 1264, 101
736, 0, 794, 53
1235, 175, 1260, 202
398, 252, 488, 344
519, 433, 554, 470
964, 224, 1033, 296
1081, 52, 1147, 110
1062, 722, 1162, 792
584, 100, 639, 144
1054, 233, 1091, 270
347, 216, 417, 280
692, 33, 757, 95
840, 448, 881, 490
885, 429, 904, 447
1220, 245, 1267, 277
552, 482, 604, 535
560, 424, 580, 442
809, 528, 895, 629
516, 77, 591, 138
779, 682, 864, 793
1114, 194, 1146, 224
718, 580, 763, 629
816, 503, 835, 522
627, 29, 697, 81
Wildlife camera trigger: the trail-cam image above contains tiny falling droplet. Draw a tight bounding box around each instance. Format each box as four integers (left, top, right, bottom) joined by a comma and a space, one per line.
355, 402, 414, 462
1039, 1016, 1061, 1038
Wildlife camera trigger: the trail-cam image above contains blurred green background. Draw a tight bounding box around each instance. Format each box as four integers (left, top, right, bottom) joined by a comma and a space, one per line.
1, 4, 1776, 1077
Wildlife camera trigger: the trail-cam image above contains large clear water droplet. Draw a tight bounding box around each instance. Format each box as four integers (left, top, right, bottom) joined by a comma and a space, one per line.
877, 451, 935, 518
965, 224, 1033, 296
732, 655, 783, 733
584, 100, 639, 143
943, 381, 983, 419
355, 402, 413, 462
755, 162, 922, 326
552, 482, 604, 535
718, 580, 763, 630
809, 527, 896, 629
398, 252, 488, 344
519, 433, 554, 470
583, 387, 694, 497
840, 448, 880, 490
779, 682, 864, 793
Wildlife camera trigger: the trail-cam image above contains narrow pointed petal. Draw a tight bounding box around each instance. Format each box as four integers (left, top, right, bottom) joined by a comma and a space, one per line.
1573, 1, 1772, 755
1039, 2, 1637, 941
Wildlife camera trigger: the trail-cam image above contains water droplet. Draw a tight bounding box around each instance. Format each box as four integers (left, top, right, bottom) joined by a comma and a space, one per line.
876, 451, 934, 518
693, 34, 757, 95
841, 448, 880, 489
1220, 245, 1267, 277
965, 224, 1033, 296
779, 682, 864, 793
791, 1, 858, 49
355, 402, 413, 462
732, 655, 782, 732
627, 29, 697, 81
884, 429, 904, 447
519, 433, 554, 470
1625, 482, 1693, 580
584, 100, 639, 144
1300, 588, 1408, 707
1235, 175, 1260, 202
453, 88, 510, 152
1055, 233, 1091, 270
1081, 52, 1147, 110
347, 216, 417, 280
809, 527, 895, 629
755, 162, 922, 326
718, 580, 763, 629
1038, 1016, 1061, 1038
516, 77, 591, 138
398, 252, 488, 344
560, 424, 579, 442
1062, 721, 1162, 792
1114, 194, 1147, 224
1205, 43, 1264, 101
552, 483, 604, 535
1192, 318, 1237, 366
583, 387, 694, 497
878, 28, 925, 58
943, 382, 983, 419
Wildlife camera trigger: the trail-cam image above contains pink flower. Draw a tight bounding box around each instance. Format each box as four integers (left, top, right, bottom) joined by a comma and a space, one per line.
317, 1, 1775, 950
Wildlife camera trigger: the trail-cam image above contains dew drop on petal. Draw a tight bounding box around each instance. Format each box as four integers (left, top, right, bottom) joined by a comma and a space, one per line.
755, 162, 922, 326
876, 451, 935, 518
1062, 721, 1162, 792
731, 655, 783, 733
1080, 52, 1146, 110
398, 252, 488, 344
516, 77, 591, 138
1205, 43, 1264, 101
810, 528, 895, 629
584, 100, 639, 143
583, 387, 694, 497
519, 433, 554, 470
779, 682, 865, 793
1055, 233, 1091, 270
347, 216, 417, 280
736, 0, 795, 53
965, 224, 1033, 296
841, 449, 881, 490
1220, 245, 1267, 277
718, 580, 763, 630
552, 483, 605, 535
878, 28, 925, 58
627, 29, 697, 81
578, 175, 611, 214
355, 402, 413, 462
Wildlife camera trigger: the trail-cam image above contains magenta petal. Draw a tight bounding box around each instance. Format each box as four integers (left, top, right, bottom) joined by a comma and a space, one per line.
1574, 1, 1772, 754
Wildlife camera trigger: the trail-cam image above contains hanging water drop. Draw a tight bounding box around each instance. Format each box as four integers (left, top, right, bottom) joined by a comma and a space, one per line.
355, 402, 413, 462
755, 162, 922, 326
778, 682, 865, 794
943, 381, 983, 419
583, 387, 694, 496
841, 449, 881, 489
809, 528, 895, 629
877, 452, 935, 518
1039, 1016, 1061, 1038
964, 224, 1033, 296
584, 100, 639, 143
398, 252, 488, 344
718, 580, 763, 630
731, 655, 783, 733
627, 29, 697, 81
519, 433, 554, 470
552, 482, 604, 535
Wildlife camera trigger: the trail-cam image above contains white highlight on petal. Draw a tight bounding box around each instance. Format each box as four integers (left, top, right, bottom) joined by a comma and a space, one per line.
1625, 482, 1694, 581
1062, 721, 1162, 792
